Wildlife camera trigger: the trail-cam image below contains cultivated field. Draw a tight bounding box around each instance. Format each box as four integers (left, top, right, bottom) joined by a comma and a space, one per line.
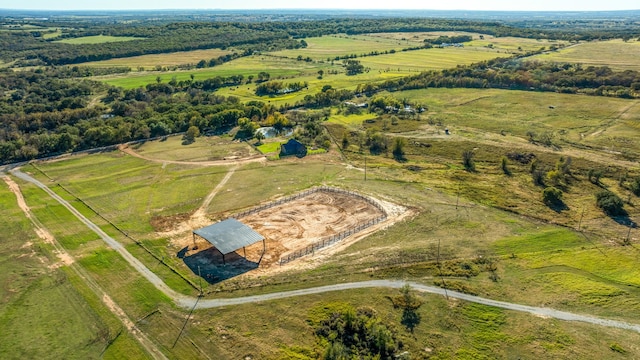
81, 48, 232, 69
530, 39, 640, 71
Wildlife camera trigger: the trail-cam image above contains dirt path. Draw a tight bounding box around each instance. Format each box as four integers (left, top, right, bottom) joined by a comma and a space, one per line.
192, 164, 238, 221
10, 169, 640, 336
119, 144, 267, 167
3, 175, 168, 360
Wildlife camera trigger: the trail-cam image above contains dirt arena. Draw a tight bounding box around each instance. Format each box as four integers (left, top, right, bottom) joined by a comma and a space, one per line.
181, 188, 389, 283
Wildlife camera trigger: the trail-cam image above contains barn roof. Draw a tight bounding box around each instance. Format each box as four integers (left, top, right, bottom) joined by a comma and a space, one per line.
193, 218, 264, 255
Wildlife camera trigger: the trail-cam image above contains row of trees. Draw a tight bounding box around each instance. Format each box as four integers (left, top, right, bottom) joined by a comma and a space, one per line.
5, 15, 638, 66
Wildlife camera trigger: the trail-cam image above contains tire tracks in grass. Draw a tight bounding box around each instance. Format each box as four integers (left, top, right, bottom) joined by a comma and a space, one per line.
3, 175, 168, 360
10, 169, 640, 336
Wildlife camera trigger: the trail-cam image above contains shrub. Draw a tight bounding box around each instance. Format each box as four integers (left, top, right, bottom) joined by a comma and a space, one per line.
630, 177, 640, 196
595, 190, 625, 216
542, 186, 563, 206
500, 156, 511, 175
462, 150, 475, 172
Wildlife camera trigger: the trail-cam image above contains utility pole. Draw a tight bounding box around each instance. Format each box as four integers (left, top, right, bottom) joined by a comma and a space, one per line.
364, 154, 367, 181
437, 238, 448, 300
578, 208, 584, 231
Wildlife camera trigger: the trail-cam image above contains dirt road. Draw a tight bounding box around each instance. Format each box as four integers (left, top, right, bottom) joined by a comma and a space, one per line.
10, 169, 640, 336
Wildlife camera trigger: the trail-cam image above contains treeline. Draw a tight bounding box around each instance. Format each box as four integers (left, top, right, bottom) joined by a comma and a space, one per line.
424, 35, 473, 44
379, 58, 640, 98
255, 81, 308, 96
3, 17, 639, 66
0, 69, 283, 164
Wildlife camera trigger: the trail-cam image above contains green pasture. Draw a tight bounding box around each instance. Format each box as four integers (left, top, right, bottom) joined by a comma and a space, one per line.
0, 180, 148, 359
467, 36, 569, 53
358, 47, 506, 72
530, 39, 640, 71
29, 152, 230, 235
55, 35, 145, 44
99, 54, 321, 89
80, 48, 232, 69
130, 135, 258, 161
391, 88, 640, 154
215, 69, 409, 106
269, 34, 409, 60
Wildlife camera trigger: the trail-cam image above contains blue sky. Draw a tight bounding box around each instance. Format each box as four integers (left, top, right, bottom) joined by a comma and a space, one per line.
3, 1, 638, 11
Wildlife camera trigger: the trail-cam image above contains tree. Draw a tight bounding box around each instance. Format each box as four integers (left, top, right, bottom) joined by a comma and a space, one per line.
392, 137, 406, 161
344, 59, 364, 76
341, 133, 349, 150
542, 186, 563, 206
317, 69, 324, 79
462, 150, 475, 172
500, 156, 511, 175
596, 190, 625, 216
183, 125, 200, 144
254, 129, 265, 144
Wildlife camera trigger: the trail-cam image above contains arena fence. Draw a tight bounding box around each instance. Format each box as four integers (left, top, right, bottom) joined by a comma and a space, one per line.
231, 186, 388, 265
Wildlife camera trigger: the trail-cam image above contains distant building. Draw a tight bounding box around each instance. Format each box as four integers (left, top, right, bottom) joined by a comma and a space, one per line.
280, 139, 307, 158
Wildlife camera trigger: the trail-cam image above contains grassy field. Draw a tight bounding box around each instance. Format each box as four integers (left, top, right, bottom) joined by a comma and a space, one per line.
389, 87, 640, 156
129, 135, 258, 161
529, 39, 640, 71
16, 130, 640, 358
0, 180, 149, 359
99, 54, 321, 89
80, 48, 232, 69
270, 34, 410, 60
55, 35, 145, 44
358, 47, 506, 72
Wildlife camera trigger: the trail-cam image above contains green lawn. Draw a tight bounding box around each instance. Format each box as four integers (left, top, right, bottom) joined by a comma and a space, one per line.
130, 135, 258, 161
55, 35, 145, 44
359, 47, 506, 72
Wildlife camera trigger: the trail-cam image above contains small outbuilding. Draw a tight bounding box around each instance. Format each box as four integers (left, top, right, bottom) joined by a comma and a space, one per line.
280, 139, 307, 158
192, 218, 265, 264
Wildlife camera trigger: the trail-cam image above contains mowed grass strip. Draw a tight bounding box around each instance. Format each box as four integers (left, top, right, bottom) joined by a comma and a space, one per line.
530, 39, 640, 71
80, 48, 232, 69
55, 35, 145, 44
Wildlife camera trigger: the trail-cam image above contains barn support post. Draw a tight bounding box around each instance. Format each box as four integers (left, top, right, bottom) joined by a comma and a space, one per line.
192, 233, 196, 250
222, 253, 226, 265
243, 246, 246, 258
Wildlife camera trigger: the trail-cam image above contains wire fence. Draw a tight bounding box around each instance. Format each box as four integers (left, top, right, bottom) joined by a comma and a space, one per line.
232, 186, 389, 265
235, 185, 386, 219
278, 214, 387, 265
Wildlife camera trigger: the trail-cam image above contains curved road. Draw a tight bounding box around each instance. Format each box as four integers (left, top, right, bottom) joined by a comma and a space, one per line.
10, 169, 640, 335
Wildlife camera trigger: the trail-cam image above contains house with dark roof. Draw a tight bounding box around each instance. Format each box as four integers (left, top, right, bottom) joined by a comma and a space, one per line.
280, 139, 307, 158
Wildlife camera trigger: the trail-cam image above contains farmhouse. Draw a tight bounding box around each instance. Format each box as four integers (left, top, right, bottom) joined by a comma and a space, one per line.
192, 218, 265, 264
280, 139, 307, 157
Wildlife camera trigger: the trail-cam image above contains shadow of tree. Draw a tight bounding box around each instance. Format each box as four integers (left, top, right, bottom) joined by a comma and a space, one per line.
178, 246, 258, 284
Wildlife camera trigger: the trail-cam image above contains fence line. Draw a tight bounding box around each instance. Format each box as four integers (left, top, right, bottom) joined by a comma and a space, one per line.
278, 214, 387, 265
234, 186, 387, 220
229, 186, 389, 265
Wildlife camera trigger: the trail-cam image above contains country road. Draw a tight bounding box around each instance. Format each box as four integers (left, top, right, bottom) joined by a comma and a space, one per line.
9, 168, 640, 335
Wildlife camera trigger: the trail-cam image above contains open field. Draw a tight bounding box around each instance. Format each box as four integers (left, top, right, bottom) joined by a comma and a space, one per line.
389, 88, 640, 157
80, 48, 232, 69
13, 128, 640, 358
55, 35, 145, 44
529, 39, 640, 71
98, 54, 322, 89
359, 47, 506, 72
270, 34, 410, 60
